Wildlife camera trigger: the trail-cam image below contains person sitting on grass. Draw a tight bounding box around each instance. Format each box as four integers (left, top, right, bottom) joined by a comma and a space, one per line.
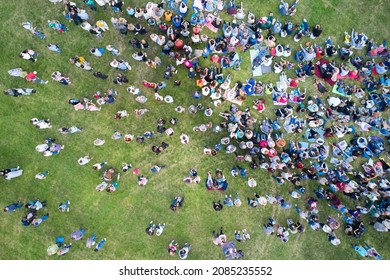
86, 234, 97, 248
170, 196, 184, 211
145, 221, 155, 235
168, 240, 179, 256
178, 243, 191, 259
224, 194, 234, 207
212, 227, 227, 245
276, 225, 290, 242
57, 243, 72, 256
279, 0, 299, 16
138, 175, 149, 186
94, 238, 106, 252
213, 200, 223, 211
248, 193, 267, 208
264, 218, 276, 235
156, 223, 166, 236
58, 200, 70, 212
70, 227, 87, 240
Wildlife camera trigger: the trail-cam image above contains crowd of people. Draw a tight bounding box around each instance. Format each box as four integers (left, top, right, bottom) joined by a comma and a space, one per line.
2, 0, 390, 259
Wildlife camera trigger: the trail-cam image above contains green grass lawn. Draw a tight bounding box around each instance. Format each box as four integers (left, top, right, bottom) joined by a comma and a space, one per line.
0, 0, 389, 260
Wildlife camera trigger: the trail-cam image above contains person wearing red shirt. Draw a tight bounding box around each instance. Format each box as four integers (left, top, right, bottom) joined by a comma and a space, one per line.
25, 71, 48, 84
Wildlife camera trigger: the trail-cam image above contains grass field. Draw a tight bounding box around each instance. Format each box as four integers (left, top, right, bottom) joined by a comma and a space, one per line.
0, 0, 389, 260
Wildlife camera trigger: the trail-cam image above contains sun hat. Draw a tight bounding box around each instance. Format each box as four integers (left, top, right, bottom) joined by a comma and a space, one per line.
164, 95, 174, 103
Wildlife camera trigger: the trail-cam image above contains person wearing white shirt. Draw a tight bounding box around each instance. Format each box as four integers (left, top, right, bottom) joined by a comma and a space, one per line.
19, 49, 37, 62
179, 2, 188, 14
247, 177, 257, 188
78, 155, 93, 165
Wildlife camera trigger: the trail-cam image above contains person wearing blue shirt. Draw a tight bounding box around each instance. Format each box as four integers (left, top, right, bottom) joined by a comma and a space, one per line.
84, 0, 97, 11
126, 6, 135, 16
94, 238, 106, 252
32, 213, 49, 226
4, 201, 23, 212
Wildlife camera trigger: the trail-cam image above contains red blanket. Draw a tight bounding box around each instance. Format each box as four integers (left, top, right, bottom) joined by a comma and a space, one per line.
314, 58, 336, 86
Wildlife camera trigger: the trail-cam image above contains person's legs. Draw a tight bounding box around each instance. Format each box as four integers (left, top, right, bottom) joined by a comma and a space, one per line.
295, 205, 301, 214
291, 0, 299, 8
33, 78, 47, 84
41, 213, 49, 221
326, 36, 333, 46
279, 1, 288, 15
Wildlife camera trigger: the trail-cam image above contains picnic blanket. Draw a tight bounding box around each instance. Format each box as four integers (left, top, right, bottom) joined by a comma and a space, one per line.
249, 49, 263, 77
204, 14, 219, 33
223, 88, 243, 106
260, 47, 272, 74
332, 84, 349, 96
305, 127, 325, 142
250, 47, 272, 76
314, 58, 336, 86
